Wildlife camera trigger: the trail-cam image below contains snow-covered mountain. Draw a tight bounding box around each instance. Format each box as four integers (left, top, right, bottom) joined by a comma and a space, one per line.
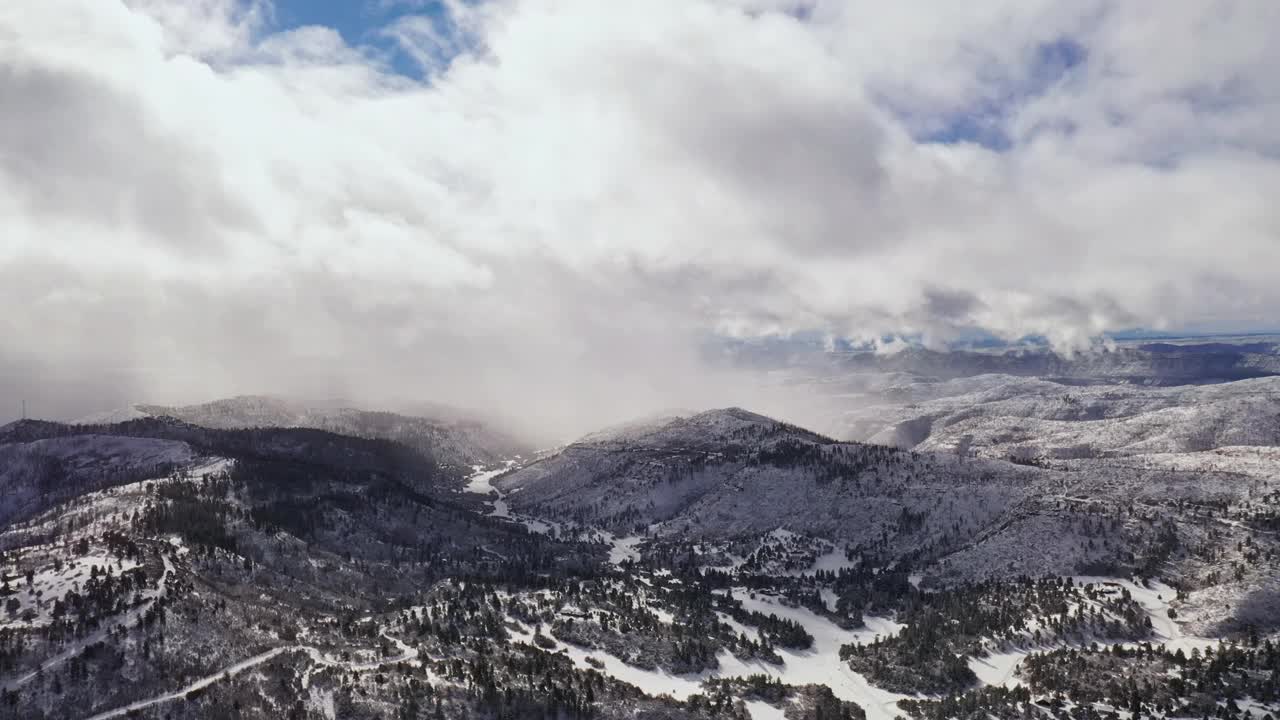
497, 408, 1045, 556
4, 384, 1279, 719
0, 432, 195, 528
76, 395, 529, 476
843, 375, 1280, 459
497, 403, 1280, 635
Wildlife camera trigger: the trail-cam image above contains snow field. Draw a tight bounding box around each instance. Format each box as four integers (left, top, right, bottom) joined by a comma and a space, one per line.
1, 552, 141, 629
504, 586, 908, 720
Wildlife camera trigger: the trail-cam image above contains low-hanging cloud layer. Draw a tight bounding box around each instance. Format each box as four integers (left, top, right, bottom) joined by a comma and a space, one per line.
2, 0, 1278, 437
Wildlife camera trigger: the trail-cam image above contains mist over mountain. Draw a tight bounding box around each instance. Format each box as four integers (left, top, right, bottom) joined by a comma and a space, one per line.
112, 396, 529, 474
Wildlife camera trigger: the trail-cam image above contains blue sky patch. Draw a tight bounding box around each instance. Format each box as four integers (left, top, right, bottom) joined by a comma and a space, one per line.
920, 103, 1014, 151
918, 36, 1087, 151
1030, 37, 1086, 90
267, 0, 466, 78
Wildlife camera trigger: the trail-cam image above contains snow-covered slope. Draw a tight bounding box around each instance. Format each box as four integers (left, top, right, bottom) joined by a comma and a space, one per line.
498, 404, 1280, 614
0, 434, 197, 527
4, 393, 1279, 719
843, 375, 1280, 459
497, 408, 1048, 557
79, 395, 528, 472
72, 406, 149, 424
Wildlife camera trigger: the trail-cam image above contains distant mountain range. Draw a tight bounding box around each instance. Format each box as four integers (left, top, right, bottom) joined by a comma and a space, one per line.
826, 343, 1280, 385
836, 374, 1280, 458
723, 337, 1280, 385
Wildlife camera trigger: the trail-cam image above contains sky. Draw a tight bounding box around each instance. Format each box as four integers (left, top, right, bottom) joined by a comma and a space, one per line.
2, 0, 1279, 438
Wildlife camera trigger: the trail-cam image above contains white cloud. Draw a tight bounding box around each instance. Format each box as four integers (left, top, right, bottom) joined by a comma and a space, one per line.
1, 0, 1277, 437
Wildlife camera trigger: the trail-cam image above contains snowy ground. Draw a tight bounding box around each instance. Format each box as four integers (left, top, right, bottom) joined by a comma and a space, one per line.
82, 629, 423, 720
604, 534, 643, 566
464, 464, 509, 495
730, 590, 908, 720
464, 461, 528, 526
1075, 576, 1218, 654
510, 564, 1266, 719
1, 552, 140, 629
508, 587, 908, 720
966, 576, 1222, 689
3, 552, 175, 691
476, 461, 1272, 716
805, 547, 859, 575
968, 649, 1029, 688
1, 456, 233, 549
743, 700, 787, 720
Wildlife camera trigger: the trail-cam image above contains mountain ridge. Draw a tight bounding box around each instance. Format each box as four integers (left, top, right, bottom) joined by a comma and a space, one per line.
69, 395, 529, 480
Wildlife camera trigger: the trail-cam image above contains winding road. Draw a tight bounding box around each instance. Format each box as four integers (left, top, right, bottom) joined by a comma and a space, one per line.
4, 553, 175, 691
80, 633, 419, 720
